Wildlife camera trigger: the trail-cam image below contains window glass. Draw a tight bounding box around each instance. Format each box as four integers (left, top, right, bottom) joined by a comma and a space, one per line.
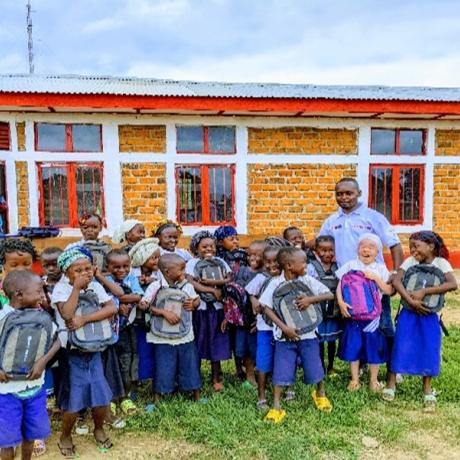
72, 125, 102, 152
209, 166, 233, 223
208, 127, 235, 153
36, 123, 66, 151
399, 130, 424, 155
177, 127, 204, 152
371, 129, 396, 154
370, 167, 393, 221
41, 166, 69, 225
177, 166, 202, 224
76, 166, 104, 217
0, 123, 10, 150
399, 168, 421, 221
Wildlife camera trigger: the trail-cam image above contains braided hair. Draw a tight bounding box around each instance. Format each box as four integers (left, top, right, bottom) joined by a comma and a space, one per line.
0, 238, 37, 265
409, 231, 449, 260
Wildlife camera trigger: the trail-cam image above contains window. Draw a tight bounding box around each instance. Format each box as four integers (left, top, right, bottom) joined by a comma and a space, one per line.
38, 162, 104, 227
176, 126, 236, 153
0, 123, 10, 150
371, 128, 425, 155
369, 165, 424, 225
176, 164, 235, 225
0, 163, 8, 233
35, 123, 102, 152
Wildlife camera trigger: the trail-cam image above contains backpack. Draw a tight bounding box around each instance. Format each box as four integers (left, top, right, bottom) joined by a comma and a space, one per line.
272, 279, 323, 337
81, 240, 112, 272
68, 290, 114, 352
310, 260, 340, 319
18, 226, 61, 239
0, 308, 54, 379
194, 258, 227, 303
401, 264, 446, 312
150, 281, 192, 339
222, 282, 255, 328
341, 270, 382, 321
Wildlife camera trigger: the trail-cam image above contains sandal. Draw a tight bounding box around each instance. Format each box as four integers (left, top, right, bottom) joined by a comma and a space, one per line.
256, 399, 269, 411
347, 381, 361, 392
264, 408, 286, 423
74, 423, 89, 436
213, 382, 224, 392
33, 439, 46, 457
241, 380, 256, 390
57, 441, 78, 458
424, 393, 437, 411
110, 402, 117, 416
369, 381, 385, 393
120, 398, 137, 415
382, 387, 396, 402
95, 437, 113, 453
284, 390, 296, 403
311, 390, 333, 412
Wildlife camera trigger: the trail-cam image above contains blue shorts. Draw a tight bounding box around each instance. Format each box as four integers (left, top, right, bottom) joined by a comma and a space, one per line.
235, 328, 257, 360
0, 388, 50, 448
256, 331, 274, 373
273, 339, 324, 386
339, 320, 388, 364
153, 341, 201, 394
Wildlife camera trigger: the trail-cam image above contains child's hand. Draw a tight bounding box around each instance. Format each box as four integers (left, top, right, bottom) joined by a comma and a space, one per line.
27, 357, 47, 380
338, 302, 351, 318
0, 369, 10, 383
282, 325, 300, 341
220, 318, 228, 333
199, 278, 214, 287
73, 272, 92, 290
138, 299, 150, 311
119, 303, 131, 317
408, 289, 426, 301
214, 288, 223, 302
363, 271, 379, 282
249, 323, 257, 334
295, 295, 313, 310
66, 315, 87, 331
408, 298, 430, 315
162, 310, 181, 325
182, 298, 195, 311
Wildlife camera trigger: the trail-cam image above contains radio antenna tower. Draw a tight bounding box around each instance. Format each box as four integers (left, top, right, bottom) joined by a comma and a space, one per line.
26, 0, 34, 73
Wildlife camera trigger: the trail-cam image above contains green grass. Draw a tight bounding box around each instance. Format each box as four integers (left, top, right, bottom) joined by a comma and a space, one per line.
123, 323, 460, 460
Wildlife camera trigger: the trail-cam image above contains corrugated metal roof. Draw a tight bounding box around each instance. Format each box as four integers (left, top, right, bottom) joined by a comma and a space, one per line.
1, 73, 460, 102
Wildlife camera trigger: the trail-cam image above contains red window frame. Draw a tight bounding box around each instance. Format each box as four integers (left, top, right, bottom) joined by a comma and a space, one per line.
34, 123, 103, 152
175, 164, 236, 226
0, 122, 10, 151
370, 128, 426, 155
368, 164, 424, 225
37, 162, 105, 227
176, 126, 236, 154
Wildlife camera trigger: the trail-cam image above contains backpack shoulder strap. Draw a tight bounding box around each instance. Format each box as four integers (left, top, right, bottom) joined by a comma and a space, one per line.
310, 259, 326, 278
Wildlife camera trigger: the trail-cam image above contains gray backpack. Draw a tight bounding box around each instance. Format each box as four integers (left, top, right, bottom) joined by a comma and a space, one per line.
68, 290, 114, 352
150, 281, 191, 339
273, 279, 323, 338
0, 308, 54, 380
309, 260, 340, 319
194, 258, 227, 303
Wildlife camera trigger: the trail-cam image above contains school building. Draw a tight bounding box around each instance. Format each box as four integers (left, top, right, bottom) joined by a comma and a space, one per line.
1, 74, 460, 264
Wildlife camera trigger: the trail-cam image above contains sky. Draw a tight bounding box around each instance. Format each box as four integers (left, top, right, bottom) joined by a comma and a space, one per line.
1, 0, 460, 87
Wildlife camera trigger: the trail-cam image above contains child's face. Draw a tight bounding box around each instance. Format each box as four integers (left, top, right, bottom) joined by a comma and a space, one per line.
409, 239, 434, 263
163, 260, 186, 284
41, 253, 62, 281
142, 249, 161, 271
358, 240, 379, 264
263, 251, 280, 276
3, 251, 34, 275
286, 252, 307, 277
197, 238, 216, 259
14, 277, 46, 308
66, 258, 94, 287
108, 254, 131, 281
126, 224, 145, 244
221, 235, 239, 251
248, 243, 265, 270
285, 229, 304, 249
158, 228, 179, 251
315, 241, 334, 264
80, 216, 102, 241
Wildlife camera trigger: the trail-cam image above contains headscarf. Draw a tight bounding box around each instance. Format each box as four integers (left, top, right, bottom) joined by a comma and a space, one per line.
358, 233, 383, 252
57, 246, 93, 272
153, 219, 183, 237
112, 219, 142, 244
214, 225, 237, 242
189, 231, 215, 256
410, 231, 449, 260
129, 237, 160, 268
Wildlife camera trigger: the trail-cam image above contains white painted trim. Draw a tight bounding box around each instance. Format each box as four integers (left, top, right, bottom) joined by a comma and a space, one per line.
246, 154, 358, 164
423, 126, 435, 231
5, 158, 18, 232
357, 126, 371, 205
27, 160, 39, 226
235, 125, 248, 234
166, 122, 177, 221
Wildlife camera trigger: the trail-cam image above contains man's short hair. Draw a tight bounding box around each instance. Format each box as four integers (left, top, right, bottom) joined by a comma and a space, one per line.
335, 177, 360, 190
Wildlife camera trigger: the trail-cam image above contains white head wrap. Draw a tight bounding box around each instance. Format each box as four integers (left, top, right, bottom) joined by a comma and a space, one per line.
358, 233, 383, 252
112, 220, 142, 244
128, 237, 160, 268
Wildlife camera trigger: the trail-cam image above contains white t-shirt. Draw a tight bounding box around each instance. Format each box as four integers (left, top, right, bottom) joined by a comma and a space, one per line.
0, 305, 57, 395
160, 247, 192, 262
245, 273, 272, 332
144, 278, 198, 345
185, 257, 231, 311
259, 272, 331, 341
400, 256, 453, 274
51, 277, 112, 347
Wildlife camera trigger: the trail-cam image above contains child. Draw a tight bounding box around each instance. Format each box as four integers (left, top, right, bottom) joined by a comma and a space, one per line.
41, 247, 63, 296
142, 254, 201, 401
260, 247, 333, 422
186, 231, 232, 391
336, 234, 393, 392
154, 220, 192, 262
215, 225, 248, 273
383, 231, 457, 407
283, 226, 316, 262
0, 270, 60, 460
112, 220, 145, 253
52, 247, 117, 456
308, 236, 342, 375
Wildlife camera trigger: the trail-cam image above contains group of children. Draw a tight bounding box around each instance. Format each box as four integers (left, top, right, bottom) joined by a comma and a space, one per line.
0, 215, 456, 458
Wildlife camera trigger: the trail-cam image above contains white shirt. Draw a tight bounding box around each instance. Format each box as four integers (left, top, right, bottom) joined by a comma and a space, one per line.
245, 273, 272, 332
259, 272, 331, 341
400, 256, 453, 274
160, 247, 192, 262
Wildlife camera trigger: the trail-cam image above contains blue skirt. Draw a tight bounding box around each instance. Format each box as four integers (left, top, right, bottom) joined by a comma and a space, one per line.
318, 318, 343, 343
135, 326, 155, 381
391, 308, 441, 376
102, 345, 125, 400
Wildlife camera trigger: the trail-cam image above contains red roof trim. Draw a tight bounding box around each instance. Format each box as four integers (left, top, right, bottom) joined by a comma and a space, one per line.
2, 92, 460, 114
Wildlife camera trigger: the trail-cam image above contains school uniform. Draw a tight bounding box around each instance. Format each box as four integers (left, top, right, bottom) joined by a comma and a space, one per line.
259, 273, 329, 386
391, 256, 453, 377
160, 247, 193, 262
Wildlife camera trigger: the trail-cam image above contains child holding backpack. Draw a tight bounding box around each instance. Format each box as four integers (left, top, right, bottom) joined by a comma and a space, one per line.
336, 234, 393, 392
383, 231, 457, 407
52, 246, 117, 456
0, 270, 60, 460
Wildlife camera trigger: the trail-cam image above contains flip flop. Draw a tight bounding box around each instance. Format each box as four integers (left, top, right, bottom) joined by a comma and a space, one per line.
311, 390, 333, 412
382, 387, 396, 402
369, 381, 385, 393
423, 393, 437, 411
95, 437, 113, 453
213, 382, 224, 392
284, 390, 296, 402
347, 381, 361, 392
33, 439, 46, 457
264, 408, 286, 423
256, 399, 269, 411
120, 398, 137, 415
57, 441, 79, 458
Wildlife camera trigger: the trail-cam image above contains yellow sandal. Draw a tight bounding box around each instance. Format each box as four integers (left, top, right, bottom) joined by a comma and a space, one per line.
311, 390, 333, 412
264, 408, 286, 423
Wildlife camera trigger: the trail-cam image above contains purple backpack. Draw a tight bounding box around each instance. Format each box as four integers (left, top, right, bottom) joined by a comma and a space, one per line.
341, 270, 382, 320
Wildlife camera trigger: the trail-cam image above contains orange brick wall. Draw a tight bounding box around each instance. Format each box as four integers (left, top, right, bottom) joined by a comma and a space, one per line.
433, 164, 460, 247
435, 130, 460, 156
15, 161, 29, 227
121, 163, 167, 233
248, 127, 357, 154
119, 125, 166, 153
16, 122, 26, 151
247, 163, 357, 236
